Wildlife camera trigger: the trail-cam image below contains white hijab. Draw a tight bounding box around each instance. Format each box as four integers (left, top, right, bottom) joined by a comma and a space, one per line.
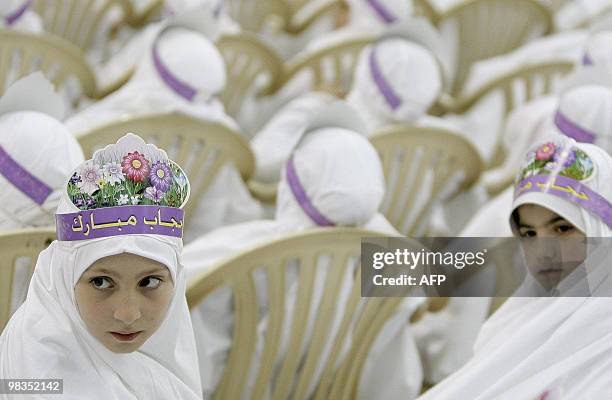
418, 140, 612, 400
346, 25, 443, 133
0, 73, 83, 229
184, 126, 401, 398
68, 25, 234, 135
0, 0, 42, 32
0, 157, 202, 400
553, 84, 612, 154
346, 0, 413, 29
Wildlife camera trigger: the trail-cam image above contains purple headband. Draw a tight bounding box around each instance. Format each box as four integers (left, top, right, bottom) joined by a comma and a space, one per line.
152, 38, 197, 102
286, 157, 335, 227
0, 145, 52, 205
582, 53, 593, 66
56, 205, 185, 241
5, 0, 31, 26
366, 0, 396, 23
515, 174, 612, 227
554, 111, 596, 144
369, 47, 402, 110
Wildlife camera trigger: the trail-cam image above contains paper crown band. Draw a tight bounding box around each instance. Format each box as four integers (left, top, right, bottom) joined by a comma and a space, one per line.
514, 174, 612, 227
56, 205, 184, 241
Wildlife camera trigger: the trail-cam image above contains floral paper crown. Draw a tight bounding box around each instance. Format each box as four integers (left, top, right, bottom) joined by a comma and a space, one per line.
515, 136, 612, 227
56, 133, 191, 241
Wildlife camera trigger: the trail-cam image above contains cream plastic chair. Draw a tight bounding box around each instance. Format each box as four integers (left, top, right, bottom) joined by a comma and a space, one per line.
436, 0, 553, 96
441, 60, 573, 177
225, 0, 291, 32
32, 0, 132, 54
441, 60, 574, 115
370, 125, 483, 237
0, 30, 96, 101
285, 0, 344, 34
187, 228, 422, 400
279, 34, 374, 97
217, 33, 285, 118
76, 113, 255, 219
0, 228, 56, 332
127, 0, 164, 27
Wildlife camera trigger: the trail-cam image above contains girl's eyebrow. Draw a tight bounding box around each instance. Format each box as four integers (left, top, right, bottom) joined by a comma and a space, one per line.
88, 268, 120, 278
545, 216, 568, 226
137, 267, 169, 278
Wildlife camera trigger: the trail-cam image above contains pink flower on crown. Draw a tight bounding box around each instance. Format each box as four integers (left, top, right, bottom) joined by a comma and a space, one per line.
76, 162, 102, 195
122, 151, 150, 182
535, 143, 556, 161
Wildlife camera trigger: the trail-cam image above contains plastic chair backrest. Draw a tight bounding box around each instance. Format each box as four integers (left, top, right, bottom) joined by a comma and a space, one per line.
187, 228, 420, 400
0, 227, 55, 332
370, 124, 483, 236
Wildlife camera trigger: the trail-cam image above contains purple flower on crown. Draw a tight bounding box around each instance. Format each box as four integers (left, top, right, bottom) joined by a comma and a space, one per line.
74, 198, 85, 208
552, 148, 576, 168
85, 198, 96, 208
70, 173, 81, 185
144, 186, 165, 203
535, 143, 556, 161
149, 161, 173, 192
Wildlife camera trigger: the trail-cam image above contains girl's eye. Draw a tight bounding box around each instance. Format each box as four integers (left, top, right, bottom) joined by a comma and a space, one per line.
555, 224, 574, 234
139, 276, 162, 289
90, 277, 113, 290
520, 229, 537, 238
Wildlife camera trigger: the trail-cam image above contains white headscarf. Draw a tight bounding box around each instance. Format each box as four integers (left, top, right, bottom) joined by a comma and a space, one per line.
553, 84, 612, 154
0, 0, 42, 32
0, 73, 83, 229
346, 0, 413, 28
67, 25, 233, 135
0, 137, 202, 400
183, 126, 404, 398
346, 33, 442, 133
582, 31, 612, 69
417, 139, 612, 400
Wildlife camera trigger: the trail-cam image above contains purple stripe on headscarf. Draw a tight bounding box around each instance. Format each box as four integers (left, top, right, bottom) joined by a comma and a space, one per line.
56, 205, 185, 241
152, 39, 197, 102
5, 0, 32, 26
369, 47, 402, 110
554, 111, 596, 144
515, 174, 612, 227
286, 157, 335, 227
366, 0, 396, 23
0, 145, 52, 205
582, 53, 593, 66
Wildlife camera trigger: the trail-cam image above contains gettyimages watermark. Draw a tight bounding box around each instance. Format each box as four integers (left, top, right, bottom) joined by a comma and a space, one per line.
361, 237, 612, 297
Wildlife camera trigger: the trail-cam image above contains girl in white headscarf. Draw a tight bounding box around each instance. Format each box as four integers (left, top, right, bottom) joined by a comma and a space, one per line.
183, 102, 424, 399
418, 135, 612, 400
0, 73, 84, 316
67, 25, 264, 241
95, 1, 235, 93
0, 133, 203, 399
0, 0, 42, 32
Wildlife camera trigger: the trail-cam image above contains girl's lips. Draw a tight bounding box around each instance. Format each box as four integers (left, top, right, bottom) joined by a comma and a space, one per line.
110, 331, 142, 342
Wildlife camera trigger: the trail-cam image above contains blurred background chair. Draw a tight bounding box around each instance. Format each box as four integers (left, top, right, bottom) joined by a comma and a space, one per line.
218, 32, 285, 119
187, 228, 423, 400
0, 227, 55, 332
370, 125, 483, 236
0, 30, 96, 104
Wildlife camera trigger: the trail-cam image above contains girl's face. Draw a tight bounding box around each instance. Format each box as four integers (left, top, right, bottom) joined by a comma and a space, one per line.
516, 204, 587, 290
75, 253, 174, 353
